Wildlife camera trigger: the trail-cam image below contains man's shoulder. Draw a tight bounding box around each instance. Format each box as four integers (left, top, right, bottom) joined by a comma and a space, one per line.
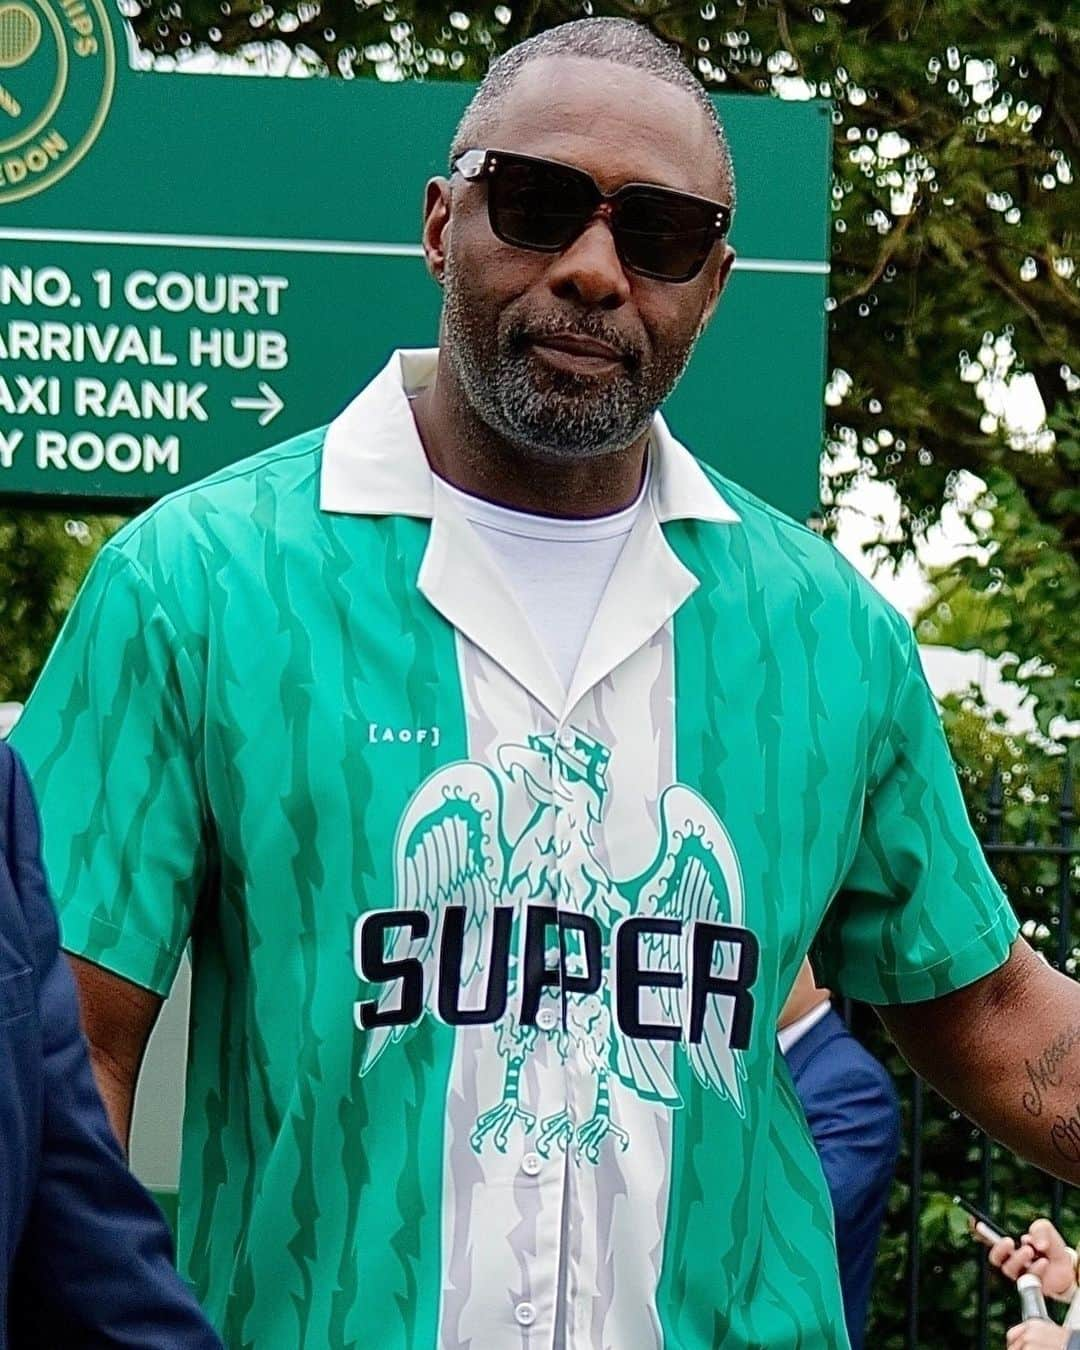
691, 460, 912, 646
106, 425, 329, 573
696, 461, 862, 589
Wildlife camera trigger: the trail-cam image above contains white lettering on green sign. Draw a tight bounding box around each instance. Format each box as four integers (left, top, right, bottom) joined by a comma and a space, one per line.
0, 261, 291, 480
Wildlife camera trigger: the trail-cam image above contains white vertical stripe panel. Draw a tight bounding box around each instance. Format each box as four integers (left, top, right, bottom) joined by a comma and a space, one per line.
437, 628, 678, 1350
563, 632, 675, 1350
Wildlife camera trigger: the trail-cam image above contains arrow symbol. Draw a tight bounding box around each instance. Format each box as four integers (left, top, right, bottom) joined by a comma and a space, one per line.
231, 381, 283, 427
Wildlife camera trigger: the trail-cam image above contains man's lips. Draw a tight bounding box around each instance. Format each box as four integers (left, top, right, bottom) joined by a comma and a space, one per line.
526, 332, 629, 372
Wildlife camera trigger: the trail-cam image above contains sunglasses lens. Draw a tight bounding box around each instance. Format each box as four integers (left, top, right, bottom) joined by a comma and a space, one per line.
489, 158, 595, 251
481, 154, 721, 281
615, 189, 715, 281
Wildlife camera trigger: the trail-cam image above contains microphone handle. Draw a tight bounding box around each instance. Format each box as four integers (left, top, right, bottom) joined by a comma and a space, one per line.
1017, 1274, 1051, 1321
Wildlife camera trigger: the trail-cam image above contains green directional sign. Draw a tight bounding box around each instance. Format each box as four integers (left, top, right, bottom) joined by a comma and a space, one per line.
0, 4, 830, 518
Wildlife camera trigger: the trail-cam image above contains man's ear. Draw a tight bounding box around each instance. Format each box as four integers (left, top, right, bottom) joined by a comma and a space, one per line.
422, 177, 452, 286
698, 243, 736, 336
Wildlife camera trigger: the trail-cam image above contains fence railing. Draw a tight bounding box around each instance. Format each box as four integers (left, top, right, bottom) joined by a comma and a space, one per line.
847, 758, 1077, 1349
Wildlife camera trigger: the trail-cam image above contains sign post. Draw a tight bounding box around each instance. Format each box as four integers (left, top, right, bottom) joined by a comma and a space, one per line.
0, 4, 830, 518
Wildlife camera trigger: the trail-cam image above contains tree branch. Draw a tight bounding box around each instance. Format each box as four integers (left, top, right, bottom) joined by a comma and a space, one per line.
836, 210, 917, 308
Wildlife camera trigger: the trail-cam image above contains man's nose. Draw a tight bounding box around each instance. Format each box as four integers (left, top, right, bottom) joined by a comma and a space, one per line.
545, 218, 632, 310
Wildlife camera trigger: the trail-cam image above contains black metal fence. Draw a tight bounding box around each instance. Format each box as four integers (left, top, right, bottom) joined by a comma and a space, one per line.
847, 759, 1078, 1349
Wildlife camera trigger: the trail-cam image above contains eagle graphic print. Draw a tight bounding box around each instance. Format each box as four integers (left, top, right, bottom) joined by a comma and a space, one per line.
354, 728, 760, 1163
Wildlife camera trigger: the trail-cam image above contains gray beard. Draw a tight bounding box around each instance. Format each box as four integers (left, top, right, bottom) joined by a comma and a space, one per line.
441, 261, 696, 463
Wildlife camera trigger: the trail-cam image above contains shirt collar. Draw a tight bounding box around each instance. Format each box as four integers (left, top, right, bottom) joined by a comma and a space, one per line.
777, 998, 833, 1056
320, 347, 741, 527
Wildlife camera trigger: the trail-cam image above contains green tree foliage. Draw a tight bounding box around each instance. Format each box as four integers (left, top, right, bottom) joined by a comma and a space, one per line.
0, 512, 120, 703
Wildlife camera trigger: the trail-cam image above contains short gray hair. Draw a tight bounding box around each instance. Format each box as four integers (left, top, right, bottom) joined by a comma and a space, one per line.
450, 17, 735, 207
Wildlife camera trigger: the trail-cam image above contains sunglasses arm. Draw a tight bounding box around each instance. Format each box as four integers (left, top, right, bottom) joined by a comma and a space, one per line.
451, 149, 490, 181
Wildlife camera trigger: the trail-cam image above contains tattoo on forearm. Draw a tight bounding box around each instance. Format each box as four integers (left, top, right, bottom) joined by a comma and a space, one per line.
1051, 1107, 1080, 1162
1022, 1023, 1080, 1117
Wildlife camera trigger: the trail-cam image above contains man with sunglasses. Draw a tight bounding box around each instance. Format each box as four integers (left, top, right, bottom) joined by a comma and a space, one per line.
13, 15, 1080, 1350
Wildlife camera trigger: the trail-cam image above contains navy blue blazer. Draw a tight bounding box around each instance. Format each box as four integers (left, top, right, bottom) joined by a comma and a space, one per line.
785, 1007, 900, 1350
0, 742, 221, 1349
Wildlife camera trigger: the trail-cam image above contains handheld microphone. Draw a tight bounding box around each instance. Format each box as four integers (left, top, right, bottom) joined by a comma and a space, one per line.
1017, 1273, 1051, 1322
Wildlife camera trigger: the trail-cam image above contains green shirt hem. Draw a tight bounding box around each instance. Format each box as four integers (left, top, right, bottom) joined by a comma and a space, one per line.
61, 909, 181, 997
836, 898, 1021, 1006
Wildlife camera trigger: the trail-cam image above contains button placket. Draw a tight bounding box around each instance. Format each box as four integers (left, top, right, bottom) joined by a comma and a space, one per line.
534, 717, 577, 1345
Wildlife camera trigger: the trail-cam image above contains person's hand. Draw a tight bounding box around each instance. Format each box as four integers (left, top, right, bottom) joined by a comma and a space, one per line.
978, 1218, 1078, 1303
1018, 1220, 1079, 1302
981, 1230, 1044, 1284
1005, 1320, 1069, 1348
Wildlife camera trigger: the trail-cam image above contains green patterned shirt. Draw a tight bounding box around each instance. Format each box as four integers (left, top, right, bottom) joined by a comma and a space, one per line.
12, 349, 1018, 1349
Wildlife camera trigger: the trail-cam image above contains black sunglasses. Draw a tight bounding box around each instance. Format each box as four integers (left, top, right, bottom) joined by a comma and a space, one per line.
452, 148, 731, 284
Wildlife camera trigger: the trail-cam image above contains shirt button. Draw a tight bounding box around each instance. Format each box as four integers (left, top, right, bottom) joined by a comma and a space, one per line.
521, 1152, 543, 1176
558, 728, 575, 749
536, 1008, 558, 1031
514, 1302, 537, 1327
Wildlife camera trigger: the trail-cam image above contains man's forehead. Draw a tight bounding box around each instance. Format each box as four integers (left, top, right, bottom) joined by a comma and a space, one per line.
475, 55, 726, 199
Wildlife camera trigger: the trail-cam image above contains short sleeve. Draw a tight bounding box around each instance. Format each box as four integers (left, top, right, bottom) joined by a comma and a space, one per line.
811, 634, 1019, 1004
9, 542, 207, 995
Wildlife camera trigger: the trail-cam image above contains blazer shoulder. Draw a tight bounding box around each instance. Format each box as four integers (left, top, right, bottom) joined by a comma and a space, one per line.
0, 741, 54, 960
0, 739, 20, 851
798, 1018, 897, 1107
0, 739, 34, 798
788, 1009, 884, 1077
0, 742, 37, 968
0, 741, 37, 839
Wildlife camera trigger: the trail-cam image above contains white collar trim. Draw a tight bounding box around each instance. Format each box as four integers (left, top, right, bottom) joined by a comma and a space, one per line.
777, 999, 833, 1056
320, 348, 741, 527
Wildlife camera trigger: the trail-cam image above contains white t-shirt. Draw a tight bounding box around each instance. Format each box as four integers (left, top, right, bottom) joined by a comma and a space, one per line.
439, 476, 647, 692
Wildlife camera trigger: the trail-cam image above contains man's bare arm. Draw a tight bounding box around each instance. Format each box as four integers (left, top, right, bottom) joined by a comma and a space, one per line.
877, 939, 1080, 1184
66, 953, 163, 1152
